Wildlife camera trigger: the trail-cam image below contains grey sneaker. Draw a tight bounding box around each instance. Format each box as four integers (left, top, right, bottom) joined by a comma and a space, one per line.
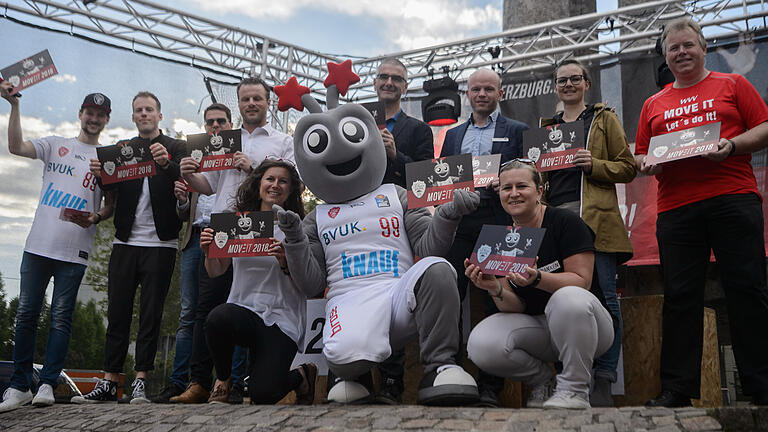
543, 390, 590, 409
129, 378, 150, 404
526, 377, 554, 408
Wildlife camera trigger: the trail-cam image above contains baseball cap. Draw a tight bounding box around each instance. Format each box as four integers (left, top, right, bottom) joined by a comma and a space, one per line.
81, 93, 111, 114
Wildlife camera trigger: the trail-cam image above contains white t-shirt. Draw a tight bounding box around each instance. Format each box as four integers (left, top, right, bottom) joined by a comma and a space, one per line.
113, 178, 178, 249
227, 227, 307, 349
203, 125, 293, 213
25, 136, 103, 265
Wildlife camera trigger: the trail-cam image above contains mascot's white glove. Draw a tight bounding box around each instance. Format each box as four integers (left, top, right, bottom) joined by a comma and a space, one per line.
273, 204, 304, 243
437, 189, 480, 219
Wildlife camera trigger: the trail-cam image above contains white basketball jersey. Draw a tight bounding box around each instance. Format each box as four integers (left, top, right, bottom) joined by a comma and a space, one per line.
315, 184, 414, 300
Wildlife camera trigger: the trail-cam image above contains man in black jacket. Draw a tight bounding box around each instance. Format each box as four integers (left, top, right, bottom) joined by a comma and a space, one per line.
372, 58, 434, 404
376, 57, 434, 187
74, 91, 185, 405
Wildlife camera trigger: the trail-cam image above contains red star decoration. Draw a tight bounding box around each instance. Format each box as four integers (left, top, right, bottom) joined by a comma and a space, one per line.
274, 76, 310, 111
324, 60, 360, 96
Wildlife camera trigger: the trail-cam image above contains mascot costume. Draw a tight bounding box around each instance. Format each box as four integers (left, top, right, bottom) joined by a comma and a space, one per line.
273, 61, 480, 406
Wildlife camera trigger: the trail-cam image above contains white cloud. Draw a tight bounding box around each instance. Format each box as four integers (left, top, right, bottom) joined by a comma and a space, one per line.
53, 73, 77, 84
186, 98, 196, 106
172, 118, 204, 138
188, 0, 501, 51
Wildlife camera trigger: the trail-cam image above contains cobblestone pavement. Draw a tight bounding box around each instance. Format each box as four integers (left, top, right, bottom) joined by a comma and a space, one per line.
1, 403, 766, 431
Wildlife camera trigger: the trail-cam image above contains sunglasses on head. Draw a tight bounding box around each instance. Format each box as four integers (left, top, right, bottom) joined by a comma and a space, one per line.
501, 158, 537, 168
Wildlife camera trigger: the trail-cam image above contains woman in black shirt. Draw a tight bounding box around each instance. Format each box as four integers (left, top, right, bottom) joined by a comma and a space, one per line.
465, 159, 613, 409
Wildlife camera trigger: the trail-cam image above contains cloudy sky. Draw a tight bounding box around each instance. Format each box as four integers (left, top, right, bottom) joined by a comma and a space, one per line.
0, 0, 620, 298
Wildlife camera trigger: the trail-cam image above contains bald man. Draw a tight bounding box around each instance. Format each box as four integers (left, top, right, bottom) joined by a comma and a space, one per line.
440, 68, 529, 407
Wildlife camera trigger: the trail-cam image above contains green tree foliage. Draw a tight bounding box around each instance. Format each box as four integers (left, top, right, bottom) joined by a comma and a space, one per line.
66, 300, 106, 370
0, 273, 13, 360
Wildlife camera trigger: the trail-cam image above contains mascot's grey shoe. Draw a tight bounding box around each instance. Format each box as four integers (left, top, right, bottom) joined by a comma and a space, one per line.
326, 380, 371, 404
417, 365, 479, 406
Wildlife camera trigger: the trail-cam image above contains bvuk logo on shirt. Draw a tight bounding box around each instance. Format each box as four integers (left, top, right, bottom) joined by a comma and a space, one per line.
321, 221, 366, 245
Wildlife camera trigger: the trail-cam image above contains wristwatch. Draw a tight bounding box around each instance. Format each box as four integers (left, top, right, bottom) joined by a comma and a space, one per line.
528, 269, 542, 288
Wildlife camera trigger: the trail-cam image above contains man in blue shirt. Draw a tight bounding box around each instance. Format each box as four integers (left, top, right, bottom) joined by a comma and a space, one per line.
441, 68, 528, 407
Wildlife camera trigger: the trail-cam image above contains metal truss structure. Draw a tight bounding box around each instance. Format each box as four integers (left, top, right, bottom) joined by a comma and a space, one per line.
2, 0, 767, 104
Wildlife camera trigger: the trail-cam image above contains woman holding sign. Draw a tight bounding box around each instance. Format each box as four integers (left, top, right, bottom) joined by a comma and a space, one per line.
199, 159, 317, 405
465, 160, 614, 409
540, 59, 636, 406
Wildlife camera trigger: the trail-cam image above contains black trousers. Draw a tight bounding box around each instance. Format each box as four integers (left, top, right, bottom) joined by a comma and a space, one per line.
104, 244, 176, 372
657, 193, 768, 398
189, 259, 233, 389
205, 303, 301, 404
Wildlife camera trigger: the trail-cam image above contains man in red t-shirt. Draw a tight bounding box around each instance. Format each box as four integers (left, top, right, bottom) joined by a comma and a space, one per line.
634, 18, 768, 408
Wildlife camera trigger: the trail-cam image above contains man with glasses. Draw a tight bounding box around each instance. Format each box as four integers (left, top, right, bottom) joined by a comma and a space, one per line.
370, 57, 435, 405
181, 76, 293, 212
440, 68, 529, 407
151, 103, 247, 404
374, 57, 434, 188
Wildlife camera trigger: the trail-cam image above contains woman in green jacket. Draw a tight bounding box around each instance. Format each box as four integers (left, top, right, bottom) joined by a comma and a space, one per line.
540, 59, 637, 407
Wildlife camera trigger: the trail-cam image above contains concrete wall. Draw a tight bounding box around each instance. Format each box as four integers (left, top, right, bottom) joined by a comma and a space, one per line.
503, 0, 595, 29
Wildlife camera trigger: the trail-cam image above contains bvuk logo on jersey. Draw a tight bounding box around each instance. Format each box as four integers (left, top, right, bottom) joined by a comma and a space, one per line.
321, 221, 366, 245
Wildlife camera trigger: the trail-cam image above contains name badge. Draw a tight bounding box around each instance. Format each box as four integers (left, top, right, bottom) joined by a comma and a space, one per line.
492, 137, 509, 142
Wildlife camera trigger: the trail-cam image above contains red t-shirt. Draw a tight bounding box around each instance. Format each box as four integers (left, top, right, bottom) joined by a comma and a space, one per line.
635, 71, 768, 213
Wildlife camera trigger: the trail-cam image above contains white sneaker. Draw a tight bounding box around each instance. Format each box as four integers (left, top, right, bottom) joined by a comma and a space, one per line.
526, 377, 555, 408
32, 383, 55, 407
543, 390, 590, 409
0, 387, 33, 413
327, 380, 370, 404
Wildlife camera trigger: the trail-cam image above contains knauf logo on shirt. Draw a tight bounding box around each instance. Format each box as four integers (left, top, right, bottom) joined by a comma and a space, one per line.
341, 249, 400, 279
41, 182, 87, 210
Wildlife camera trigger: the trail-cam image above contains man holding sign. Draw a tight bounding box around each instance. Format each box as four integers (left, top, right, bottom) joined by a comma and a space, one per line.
75, 91, 185, 405
440, 68, 528, 407
635, 18, 768, 407
0, 83, 113, 412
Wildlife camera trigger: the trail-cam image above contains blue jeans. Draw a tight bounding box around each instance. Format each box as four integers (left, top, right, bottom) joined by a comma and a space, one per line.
593, 252, 622, 382
12, 252, 86, 390
169, 232, 201, 389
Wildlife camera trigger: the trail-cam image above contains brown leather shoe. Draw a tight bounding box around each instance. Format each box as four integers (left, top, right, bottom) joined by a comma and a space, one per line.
295, 363, 317, 405
208, 378, 231, 404
169, 382, 210, 404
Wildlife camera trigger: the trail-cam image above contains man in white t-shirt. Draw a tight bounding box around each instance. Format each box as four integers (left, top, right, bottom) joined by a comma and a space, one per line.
181, 76, 293, 213
0, 83, 113, 413
73, 91, 186, 405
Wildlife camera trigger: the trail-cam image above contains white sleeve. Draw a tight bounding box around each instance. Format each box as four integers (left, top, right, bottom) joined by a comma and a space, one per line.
202, 170, 220, 195
29, 136, 55, 162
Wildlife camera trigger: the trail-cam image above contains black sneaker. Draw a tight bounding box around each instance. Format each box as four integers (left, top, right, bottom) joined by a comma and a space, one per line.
228, 385, 244, 405
129, 378, 150, 405
475, 387, 500, 408
645, 389, 692, 407
374, 377, 403, 405
150, 384, 185, 403
71, 379, 118, 404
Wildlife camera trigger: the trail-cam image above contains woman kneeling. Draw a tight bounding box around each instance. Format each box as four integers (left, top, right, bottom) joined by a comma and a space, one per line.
200, 159, 316, 405
465, 159, 614, 409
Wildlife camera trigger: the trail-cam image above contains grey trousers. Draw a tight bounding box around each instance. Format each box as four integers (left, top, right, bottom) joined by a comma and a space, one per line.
467, 286, 613, 395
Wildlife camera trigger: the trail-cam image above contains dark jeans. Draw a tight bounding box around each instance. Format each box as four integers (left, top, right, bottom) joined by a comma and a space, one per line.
188, 260, 246, 389
104, 245, 176, 372
657, 193, 768, 398
205, 303, 301, 404
12, 252, 85, 390
169, 230, 202, 389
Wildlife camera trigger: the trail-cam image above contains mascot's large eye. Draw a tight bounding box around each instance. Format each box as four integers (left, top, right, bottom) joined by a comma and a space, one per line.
303, 124, 330, 154
338, 117, 368, 144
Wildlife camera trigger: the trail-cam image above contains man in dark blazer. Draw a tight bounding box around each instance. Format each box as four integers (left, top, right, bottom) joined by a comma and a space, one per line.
376, 57, 434, 187
370, 58, 435, 404
76, 91, 185, 405
441, 68, 529, 407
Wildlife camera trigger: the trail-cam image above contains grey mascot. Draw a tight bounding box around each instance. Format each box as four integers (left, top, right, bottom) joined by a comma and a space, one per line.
273, 61, 480, 406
